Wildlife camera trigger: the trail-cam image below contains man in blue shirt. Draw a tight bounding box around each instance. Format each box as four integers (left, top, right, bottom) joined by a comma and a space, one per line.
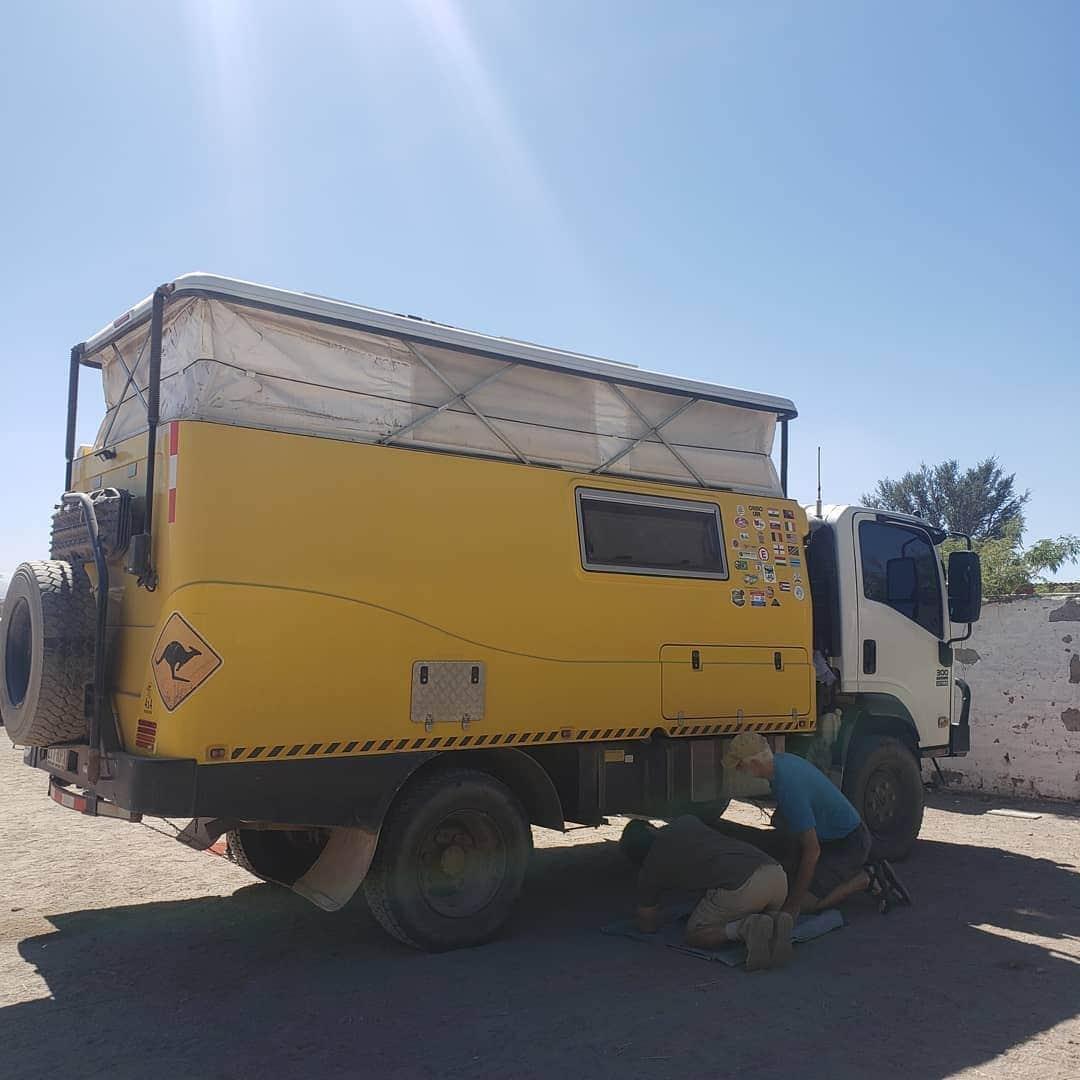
725, 732, 871, 918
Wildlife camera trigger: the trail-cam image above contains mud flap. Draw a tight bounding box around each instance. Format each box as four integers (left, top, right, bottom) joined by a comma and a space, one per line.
291, 825, 378, 912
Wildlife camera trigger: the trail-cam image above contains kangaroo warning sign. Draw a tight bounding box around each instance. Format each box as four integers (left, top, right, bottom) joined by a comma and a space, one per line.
152, 612, 223, 712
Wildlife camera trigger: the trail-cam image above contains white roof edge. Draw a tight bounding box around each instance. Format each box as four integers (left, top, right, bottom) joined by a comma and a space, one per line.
80, 272, 798, 418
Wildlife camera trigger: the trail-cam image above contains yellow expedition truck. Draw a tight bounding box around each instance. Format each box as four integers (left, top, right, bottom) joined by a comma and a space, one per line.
0, 275, 982, 950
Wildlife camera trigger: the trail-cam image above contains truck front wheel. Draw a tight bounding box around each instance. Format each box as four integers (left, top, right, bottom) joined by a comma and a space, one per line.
842, 735, 924, 861
363, 767, 532, 951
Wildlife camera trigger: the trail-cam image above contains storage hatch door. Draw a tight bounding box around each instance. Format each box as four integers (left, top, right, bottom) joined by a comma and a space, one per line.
660, 645, 813, 721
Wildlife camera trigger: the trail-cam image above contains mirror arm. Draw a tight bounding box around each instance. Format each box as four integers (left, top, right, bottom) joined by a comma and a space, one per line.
947, 530, 974, 551
945, 623, 973, 647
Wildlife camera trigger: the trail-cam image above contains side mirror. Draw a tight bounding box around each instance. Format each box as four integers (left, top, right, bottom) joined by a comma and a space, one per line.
886, 556, 918, 618
948, 550, 982, 624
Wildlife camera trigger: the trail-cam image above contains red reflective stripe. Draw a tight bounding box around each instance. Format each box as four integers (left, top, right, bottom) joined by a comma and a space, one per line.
169, 421, 179, 456
168, 488, 177, 524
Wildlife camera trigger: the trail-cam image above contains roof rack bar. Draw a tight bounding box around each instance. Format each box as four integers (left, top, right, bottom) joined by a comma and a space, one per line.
64, 344, 83, 491
131, 284, 172, 590
608, 385, 706, 487
592, 397, 698, 477
380, 361, 518, 447
403, 341, 532, 465
781, 419, 789, 497
97, 337, 151, 451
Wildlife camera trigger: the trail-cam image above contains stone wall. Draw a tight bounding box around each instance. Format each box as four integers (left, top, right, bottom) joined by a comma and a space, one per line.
942, 594, 1080, 801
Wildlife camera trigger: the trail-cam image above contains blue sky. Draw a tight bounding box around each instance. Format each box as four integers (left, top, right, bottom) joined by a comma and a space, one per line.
1, 1, 1078, 587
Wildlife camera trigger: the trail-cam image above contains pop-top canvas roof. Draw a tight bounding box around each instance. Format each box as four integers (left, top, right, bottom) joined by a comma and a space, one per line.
81, 273, 796, 497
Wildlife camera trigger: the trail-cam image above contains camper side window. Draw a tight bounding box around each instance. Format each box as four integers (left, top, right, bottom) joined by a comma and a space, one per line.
576, 490, 728, 579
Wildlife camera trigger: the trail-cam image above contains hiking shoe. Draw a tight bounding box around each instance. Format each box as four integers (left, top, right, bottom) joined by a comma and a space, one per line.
770, 911, 794, 968
879, 859, 913, 905
740, 914, 773, 972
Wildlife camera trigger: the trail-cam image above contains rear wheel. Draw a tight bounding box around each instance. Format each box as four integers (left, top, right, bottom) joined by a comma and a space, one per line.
842, 735, 924, 861
226, 828, 329, 885
0, 560, 94, 746
363, 767, 532, 951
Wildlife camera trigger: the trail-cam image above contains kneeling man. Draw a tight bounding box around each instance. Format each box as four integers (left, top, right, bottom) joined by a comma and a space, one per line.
626, 815, 793, 971
725, 732, 871, 918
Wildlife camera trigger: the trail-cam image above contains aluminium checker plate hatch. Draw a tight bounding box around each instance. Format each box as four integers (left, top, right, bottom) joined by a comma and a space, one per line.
410, 661, 486, 726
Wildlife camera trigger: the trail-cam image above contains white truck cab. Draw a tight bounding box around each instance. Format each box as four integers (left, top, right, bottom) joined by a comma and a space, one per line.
795, 504, 981, 857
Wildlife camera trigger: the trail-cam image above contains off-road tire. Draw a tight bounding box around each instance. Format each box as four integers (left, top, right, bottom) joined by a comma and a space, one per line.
843, 735, 924, 861
226, 828, 329, 885
363, 767, 532, 952
0, 560, 95, 746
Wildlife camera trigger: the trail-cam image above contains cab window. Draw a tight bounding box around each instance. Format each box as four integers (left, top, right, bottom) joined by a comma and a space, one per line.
576, 489, 727, 579
859, 520, 943, 637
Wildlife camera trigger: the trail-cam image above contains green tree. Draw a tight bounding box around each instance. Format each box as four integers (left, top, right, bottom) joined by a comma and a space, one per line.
862, 457, 1027, 541
942, 523, 1080, 599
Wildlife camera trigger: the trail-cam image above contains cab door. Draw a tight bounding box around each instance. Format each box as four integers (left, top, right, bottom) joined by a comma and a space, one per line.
853, 514, 951, 748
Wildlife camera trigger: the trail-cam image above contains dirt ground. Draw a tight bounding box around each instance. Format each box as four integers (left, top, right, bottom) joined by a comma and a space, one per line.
1, 742, 1078, 1080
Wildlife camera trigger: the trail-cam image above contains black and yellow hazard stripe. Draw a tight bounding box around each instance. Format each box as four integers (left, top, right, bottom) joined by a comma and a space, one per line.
224, 716, 813, 762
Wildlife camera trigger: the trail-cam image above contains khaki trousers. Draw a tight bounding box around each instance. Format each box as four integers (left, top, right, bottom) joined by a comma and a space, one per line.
685, 863, 788, 936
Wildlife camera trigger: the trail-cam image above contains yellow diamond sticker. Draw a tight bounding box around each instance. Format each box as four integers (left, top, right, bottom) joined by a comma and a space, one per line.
152, 612, 223, 712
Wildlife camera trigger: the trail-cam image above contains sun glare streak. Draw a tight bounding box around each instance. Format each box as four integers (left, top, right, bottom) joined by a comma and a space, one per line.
180, 0, 265, 242
404, 0, 579, 260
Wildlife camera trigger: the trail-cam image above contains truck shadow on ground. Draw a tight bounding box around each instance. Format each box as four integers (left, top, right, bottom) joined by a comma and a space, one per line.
3, 834, 1078, 1080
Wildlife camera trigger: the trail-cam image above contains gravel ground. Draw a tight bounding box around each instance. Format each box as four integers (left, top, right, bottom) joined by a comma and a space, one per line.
1, 740, 1078, 1080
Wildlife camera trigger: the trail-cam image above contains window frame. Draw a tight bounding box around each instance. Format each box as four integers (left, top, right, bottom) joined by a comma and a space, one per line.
574, 487, 729, 581
857, 518, 945, 639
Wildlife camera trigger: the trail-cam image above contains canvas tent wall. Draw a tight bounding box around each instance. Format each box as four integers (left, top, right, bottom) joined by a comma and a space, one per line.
79, 274, 796, 498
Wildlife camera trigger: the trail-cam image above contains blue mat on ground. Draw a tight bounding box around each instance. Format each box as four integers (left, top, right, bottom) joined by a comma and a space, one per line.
602, 905, 845, 966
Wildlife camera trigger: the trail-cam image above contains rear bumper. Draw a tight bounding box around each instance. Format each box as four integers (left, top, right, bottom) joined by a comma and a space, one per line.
23, 743, 434, 828
25, 745, 198, 817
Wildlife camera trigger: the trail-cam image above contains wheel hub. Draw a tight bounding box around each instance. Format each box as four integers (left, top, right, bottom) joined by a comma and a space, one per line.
418, 810, 506, 919
866, 768, 900, 829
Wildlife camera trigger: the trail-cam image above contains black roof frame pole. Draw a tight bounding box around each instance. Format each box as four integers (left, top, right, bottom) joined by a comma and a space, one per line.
64, 344, 83, 491
132, 283, 173, 590
780, 419, 789, 497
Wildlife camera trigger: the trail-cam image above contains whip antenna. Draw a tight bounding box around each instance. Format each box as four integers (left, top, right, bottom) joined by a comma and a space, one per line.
815, 446, 823, 519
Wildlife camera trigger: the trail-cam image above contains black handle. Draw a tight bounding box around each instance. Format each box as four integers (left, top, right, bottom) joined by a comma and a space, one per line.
863, 639, 877, 675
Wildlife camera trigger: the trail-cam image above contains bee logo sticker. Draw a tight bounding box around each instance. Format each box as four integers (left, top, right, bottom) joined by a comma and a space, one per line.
152, 612, 223, 712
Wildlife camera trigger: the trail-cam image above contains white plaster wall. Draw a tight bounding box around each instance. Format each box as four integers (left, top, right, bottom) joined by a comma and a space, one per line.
942, 595, 1080, 801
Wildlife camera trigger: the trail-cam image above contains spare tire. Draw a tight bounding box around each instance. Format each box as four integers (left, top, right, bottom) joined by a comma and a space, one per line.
0, 560, 95, 746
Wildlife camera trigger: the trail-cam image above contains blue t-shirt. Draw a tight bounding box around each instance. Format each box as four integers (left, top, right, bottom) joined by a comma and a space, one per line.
772, 753, 861, 842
